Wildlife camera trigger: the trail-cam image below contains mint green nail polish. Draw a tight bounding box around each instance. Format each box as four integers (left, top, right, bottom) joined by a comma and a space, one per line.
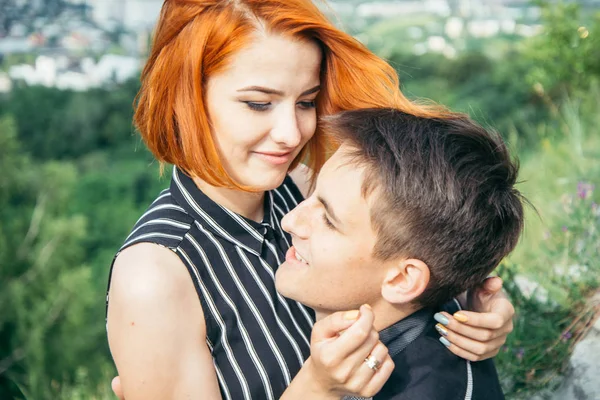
434, 312, 449, 326
439, 336, 451, 347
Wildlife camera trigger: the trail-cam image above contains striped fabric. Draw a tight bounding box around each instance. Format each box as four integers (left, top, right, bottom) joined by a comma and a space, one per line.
107, 167, 315, 399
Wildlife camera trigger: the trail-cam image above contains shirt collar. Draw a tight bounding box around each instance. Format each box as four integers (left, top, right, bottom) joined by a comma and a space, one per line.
169, 166, 276, 256
378, 307, 435, 358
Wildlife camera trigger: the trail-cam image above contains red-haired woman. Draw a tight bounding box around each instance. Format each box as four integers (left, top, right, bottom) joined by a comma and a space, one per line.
106, 1, 515, 399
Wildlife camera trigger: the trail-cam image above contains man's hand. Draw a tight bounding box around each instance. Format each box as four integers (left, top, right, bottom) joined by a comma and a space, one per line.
435, 277, 515, 361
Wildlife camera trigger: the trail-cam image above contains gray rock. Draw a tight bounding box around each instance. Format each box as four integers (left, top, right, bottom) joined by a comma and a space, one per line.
551, 310, 600, 400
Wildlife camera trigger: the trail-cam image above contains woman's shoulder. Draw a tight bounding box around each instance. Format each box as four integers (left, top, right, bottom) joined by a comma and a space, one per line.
111, 243, 193, 306
108, 242, 205, 330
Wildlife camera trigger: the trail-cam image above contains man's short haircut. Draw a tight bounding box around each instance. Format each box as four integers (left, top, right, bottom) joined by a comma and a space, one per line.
323, 108, 525, 308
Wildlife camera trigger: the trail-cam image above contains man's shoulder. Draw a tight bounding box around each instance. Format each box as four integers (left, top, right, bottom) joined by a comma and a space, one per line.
376, 326, 504, 400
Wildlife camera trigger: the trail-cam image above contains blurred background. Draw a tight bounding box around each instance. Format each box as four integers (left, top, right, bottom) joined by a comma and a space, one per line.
0, 0, 599, 399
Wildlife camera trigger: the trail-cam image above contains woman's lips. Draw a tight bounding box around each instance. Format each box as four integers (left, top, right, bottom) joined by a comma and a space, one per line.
254, 151, 294, 165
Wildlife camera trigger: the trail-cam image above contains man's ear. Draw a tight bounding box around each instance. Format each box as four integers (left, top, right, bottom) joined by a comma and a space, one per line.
381, 259, 430, 305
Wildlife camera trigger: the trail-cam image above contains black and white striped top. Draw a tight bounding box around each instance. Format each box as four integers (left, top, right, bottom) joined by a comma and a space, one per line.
107, 167, 315, 399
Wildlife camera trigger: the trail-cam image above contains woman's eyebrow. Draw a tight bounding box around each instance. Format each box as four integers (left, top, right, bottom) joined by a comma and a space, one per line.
236, 85, 320, 97
237, 86, 284, 96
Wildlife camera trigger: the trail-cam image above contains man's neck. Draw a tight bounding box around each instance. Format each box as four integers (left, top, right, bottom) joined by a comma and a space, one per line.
315, 300, 421, 332
193, 177, 266, 222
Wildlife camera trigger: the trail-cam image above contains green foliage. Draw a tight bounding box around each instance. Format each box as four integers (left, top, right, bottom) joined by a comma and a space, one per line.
0, 79, 139, 160
526, 1, 600, 99
0, 80, 162, 399
495, 93, 600, 396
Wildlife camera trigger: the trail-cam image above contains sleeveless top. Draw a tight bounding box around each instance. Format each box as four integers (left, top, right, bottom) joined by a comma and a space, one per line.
106, 167, 315, 400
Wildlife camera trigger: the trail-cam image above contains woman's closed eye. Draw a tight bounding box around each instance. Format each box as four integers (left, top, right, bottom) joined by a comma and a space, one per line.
243, 101, 271, 112
242, 100, 316, 112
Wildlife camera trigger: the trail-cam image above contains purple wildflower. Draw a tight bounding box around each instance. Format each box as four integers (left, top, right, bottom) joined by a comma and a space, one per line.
516, 347, 525, 360
577, 182, 595, 200
561, 330, 572, 342
562, 226, 569, 233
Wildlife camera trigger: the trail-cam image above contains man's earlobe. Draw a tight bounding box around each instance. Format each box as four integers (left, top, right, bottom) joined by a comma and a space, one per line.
381, 259, 430, 305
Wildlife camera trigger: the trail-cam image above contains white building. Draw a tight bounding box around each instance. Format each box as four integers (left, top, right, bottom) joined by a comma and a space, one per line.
8, 54, 140, 92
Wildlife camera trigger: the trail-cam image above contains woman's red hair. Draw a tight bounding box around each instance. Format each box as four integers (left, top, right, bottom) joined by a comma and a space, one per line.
135, 0, 453, 189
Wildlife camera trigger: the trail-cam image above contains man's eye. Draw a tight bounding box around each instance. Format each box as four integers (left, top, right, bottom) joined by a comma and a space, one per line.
298, 100, 316, 109
243, 102, 271, 111
322, 213, 335, 230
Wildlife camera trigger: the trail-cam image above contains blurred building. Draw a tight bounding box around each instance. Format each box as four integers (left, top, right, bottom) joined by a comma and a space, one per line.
8, 54, 140, 91
86, 0, 163, 31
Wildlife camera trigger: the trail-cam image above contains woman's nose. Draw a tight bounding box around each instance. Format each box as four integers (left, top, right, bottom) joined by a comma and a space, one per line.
270, 108, 302, 148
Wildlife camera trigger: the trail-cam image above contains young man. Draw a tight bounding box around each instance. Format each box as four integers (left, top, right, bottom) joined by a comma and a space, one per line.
276, 108, 524, 399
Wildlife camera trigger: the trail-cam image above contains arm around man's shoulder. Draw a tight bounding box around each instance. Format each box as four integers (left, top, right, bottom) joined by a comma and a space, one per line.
107, 242, 222, 400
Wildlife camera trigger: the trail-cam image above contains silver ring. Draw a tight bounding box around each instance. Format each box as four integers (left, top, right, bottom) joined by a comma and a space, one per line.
364, 354, 381, 372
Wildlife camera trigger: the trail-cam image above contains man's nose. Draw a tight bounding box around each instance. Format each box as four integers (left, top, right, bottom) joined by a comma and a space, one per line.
281, 200, 311, 239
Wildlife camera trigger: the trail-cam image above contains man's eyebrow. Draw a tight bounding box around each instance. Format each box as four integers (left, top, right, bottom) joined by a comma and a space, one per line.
237, 85, 320, 97
317, 195, 341, 225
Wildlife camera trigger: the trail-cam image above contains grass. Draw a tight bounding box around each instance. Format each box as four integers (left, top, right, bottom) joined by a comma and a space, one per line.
495, 91, 600, 397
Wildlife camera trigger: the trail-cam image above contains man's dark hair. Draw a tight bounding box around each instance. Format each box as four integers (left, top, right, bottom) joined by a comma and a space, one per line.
323, 108, 525, 308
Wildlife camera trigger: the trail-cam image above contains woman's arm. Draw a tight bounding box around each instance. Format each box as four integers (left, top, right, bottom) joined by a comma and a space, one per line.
107, 243, 222, 400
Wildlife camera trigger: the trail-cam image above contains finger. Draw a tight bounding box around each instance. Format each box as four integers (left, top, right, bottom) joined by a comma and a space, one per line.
439, 310, 511, 331
111, 376, 125, 400
343, 341, 391, 395
438, 329, 507, 358
436, 315, 510, 342
479, 276, 503, 293
328, 305, 375, 358
359, 354, 395, 397
311, 308, 364, 342
441, 338, 501, 362
341, 328, 380, 372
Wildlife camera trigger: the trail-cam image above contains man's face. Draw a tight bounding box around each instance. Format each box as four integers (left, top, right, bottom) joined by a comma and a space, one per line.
275, 145, 388, 314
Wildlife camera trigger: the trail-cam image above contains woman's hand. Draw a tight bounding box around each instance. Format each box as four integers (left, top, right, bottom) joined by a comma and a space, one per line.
434, 277, 514, 362
283, 304, 394, 399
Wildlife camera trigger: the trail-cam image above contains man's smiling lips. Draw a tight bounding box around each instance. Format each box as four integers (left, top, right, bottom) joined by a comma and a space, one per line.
285, 246, 310, 267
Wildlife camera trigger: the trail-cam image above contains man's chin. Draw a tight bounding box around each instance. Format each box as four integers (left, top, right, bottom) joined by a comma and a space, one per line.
275, 267, 307, 303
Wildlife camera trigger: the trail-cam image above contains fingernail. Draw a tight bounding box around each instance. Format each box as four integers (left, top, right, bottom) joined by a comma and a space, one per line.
435, 323, 448, 337
453, 312, 468, 323
434, 312, 449, 326
363, 304, 372, 310
439, 336, 451, 347
344, 310, 360, 320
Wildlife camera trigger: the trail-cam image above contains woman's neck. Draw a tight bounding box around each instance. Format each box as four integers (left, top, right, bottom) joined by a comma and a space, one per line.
193, 177, 266, 222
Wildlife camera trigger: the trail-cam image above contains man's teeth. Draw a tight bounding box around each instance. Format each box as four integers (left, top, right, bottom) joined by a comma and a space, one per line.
295, 251, 308, 264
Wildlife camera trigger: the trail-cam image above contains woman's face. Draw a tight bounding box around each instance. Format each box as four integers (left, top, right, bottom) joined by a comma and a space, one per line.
205, 33, 322, 191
